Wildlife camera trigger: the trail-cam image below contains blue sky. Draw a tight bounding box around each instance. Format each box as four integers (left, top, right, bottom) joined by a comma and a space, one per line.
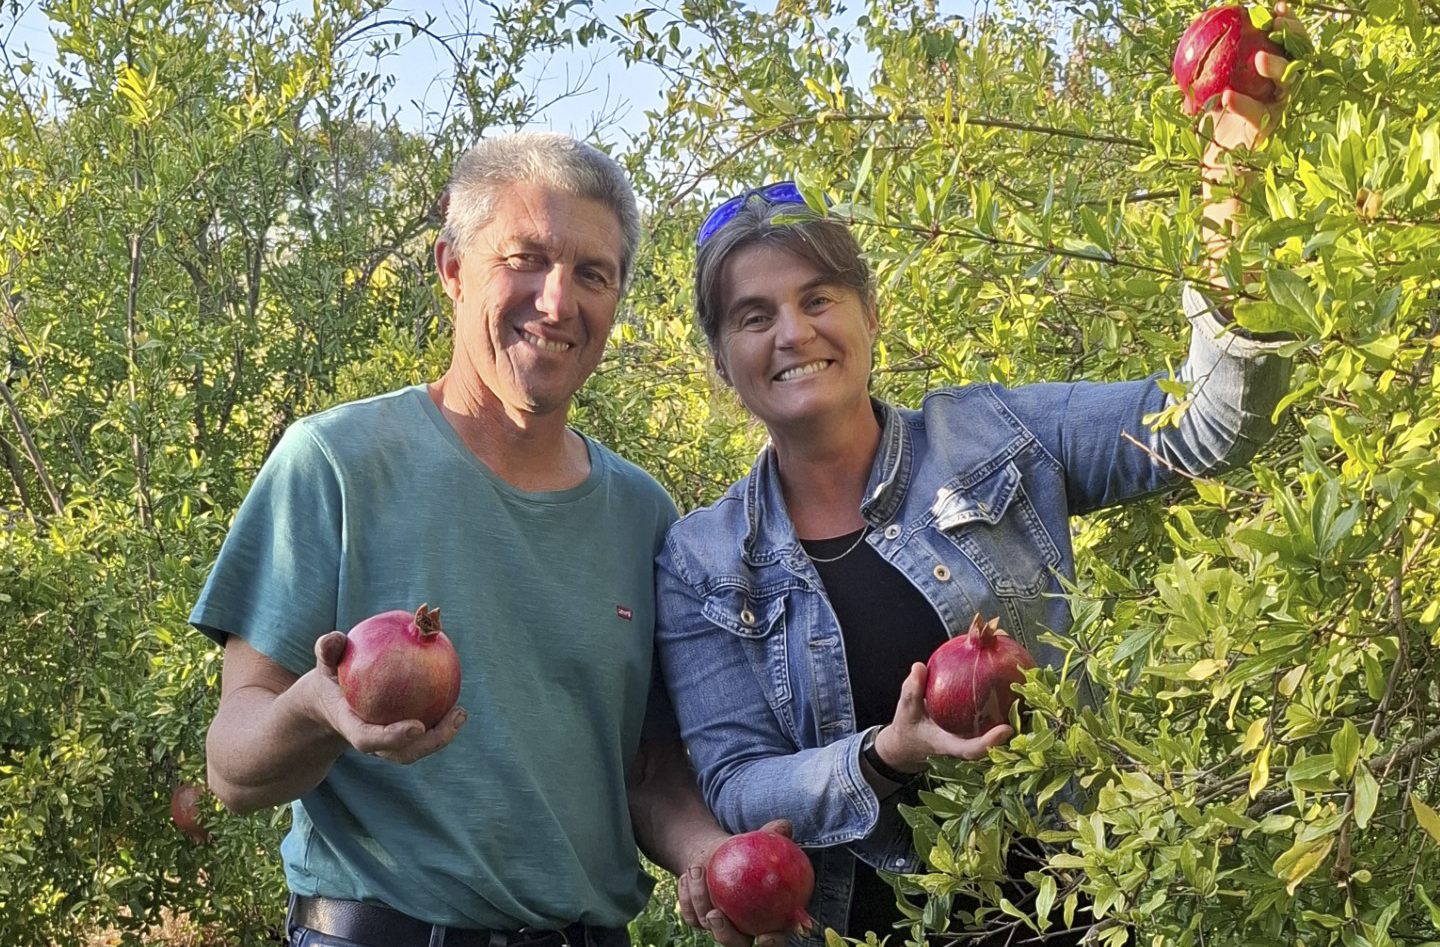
2, 0, 889, 145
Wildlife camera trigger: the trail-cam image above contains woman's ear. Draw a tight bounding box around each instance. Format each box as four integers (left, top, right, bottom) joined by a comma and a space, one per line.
866, 291, 880, 337
713, 353, 731, 386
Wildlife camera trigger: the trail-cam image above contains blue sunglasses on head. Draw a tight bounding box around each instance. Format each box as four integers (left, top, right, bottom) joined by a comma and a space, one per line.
695, 181, 819, 247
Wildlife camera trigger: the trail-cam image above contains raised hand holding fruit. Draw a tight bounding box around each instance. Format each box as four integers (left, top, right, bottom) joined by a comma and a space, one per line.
706, 826, 815, 937
1173, 5, 1285, 115
925, 614, 1037, 739
337, 604, 461, 728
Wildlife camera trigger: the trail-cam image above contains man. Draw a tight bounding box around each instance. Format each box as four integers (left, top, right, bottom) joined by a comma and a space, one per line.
192, 132, 739, 947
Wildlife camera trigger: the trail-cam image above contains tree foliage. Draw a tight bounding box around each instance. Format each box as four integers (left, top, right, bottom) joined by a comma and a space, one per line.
2, 0, 1438, 944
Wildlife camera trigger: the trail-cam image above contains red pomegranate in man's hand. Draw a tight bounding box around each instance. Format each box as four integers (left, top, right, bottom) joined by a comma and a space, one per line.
1173, 6, 1285, 115
707, 827, 815, 936
337, 604, 461, 728
925, 614, 1036, 739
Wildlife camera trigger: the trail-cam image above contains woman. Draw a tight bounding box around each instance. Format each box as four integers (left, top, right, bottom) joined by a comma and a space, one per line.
658, 7, 1306, 946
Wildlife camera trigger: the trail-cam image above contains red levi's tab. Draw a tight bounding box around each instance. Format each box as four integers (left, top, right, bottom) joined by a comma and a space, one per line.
616, 606, 633, 621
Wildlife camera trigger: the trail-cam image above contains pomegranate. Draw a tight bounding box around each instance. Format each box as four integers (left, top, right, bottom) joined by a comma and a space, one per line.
170, 782, 212, 845
1172, 6, 1284, 115
337, 604, 461, 728
707, 827, 815, 936
925, 614, 1037, 738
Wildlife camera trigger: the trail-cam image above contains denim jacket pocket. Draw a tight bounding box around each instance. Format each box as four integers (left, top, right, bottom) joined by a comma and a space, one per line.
701, 586, 793, 713
931, 461, 1061, 598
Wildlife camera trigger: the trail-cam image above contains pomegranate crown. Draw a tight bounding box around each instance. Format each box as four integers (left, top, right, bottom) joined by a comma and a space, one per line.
966, 613, 1005, 643
414, 604, 443, 636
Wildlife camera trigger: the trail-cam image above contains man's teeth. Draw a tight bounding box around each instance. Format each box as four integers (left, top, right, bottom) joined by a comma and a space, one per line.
524, 332, 570, 353
777, 361, 828, 381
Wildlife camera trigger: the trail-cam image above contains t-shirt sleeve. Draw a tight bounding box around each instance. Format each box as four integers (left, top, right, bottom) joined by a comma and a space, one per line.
189, 422, 343, 675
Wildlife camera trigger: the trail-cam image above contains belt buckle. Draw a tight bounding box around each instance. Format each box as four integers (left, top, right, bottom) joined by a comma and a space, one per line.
510, 926, 571, 947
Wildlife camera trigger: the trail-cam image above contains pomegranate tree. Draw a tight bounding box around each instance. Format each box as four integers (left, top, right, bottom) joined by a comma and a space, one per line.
707, 827, 815, 936
1172, 6, 1284, 115
170, 782, 212, 845
925, 614, 1037, 738
337, 604, 461, 728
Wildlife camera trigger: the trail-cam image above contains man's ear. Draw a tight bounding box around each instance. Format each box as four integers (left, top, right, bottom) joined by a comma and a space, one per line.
435, 236, 462, 302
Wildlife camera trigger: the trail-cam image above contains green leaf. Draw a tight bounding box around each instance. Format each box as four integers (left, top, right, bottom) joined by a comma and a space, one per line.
1353, 765, 1379, 829
1331, 721, 1361, 779
1267, 270, 1318, 317
1411, 796, 1440, 845
1233, 301, 1308, 336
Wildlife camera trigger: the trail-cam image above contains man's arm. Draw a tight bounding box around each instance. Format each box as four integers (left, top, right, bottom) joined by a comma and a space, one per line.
206, 633, 466, 814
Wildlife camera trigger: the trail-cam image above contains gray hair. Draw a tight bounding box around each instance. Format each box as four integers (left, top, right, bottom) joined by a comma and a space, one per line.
440, 132, 642, 286
694, 199, 875, 351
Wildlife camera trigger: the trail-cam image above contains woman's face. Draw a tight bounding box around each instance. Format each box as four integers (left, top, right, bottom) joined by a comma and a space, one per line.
713, 243, 878, 434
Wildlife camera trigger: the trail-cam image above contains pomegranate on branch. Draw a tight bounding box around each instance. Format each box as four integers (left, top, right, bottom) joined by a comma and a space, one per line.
337, 604, 461, 728
170, 781, 213, 845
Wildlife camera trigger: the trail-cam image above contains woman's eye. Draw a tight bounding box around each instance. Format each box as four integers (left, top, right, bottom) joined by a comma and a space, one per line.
739, 311, 771, 329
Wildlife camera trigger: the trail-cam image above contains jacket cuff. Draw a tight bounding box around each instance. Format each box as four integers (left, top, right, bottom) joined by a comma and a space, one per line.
1182, 284, 1294, 358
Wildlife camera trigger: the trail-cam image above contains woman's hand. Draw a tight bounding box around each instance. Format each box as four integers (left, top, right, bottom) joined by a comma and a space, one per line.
1201, 2, 1308, 176
871, 662, 1014, 776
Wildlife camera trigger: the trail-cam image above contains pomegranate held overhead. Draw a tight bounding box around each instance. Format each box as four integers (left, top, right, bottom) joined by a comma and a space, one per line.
1172, 5, 1284, 115
707, 827, 815, 936
925, 614, 1036, 738
337, 604, 461, 728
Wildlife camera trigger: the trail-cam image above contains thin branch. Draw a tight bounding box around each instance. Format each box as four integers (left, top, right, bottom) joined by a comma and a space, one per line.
0, 377, 62, 516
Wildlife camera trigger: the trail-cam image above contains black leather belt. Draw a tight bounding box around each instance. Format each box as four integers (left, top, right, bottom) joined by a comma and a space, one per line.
289, 895, 594, 947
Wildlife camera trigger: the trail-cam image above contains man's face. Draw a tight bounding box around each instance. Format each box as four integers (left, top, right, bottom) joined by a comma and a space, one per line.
436, 181, 625, 421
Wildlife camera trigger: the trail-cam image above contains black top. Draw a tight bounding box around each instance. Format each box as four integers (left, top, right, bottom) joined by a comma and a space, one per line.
800, 527, 948, 939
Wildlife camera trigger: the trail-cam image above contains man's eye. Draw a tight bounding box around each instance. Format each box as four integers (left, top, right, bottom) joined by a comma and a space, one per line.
509, 254, 544, 269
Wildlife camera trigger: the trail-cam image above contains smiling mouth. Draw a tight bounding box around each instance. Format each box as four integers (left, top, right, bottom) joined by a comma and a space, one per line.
775, 360, 832, 382
523, 330, 572, 354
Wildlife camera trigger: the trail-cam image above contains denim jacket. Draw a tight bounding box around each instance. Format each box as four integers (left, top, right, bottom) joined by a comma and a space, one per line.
654, 289, 1291, 943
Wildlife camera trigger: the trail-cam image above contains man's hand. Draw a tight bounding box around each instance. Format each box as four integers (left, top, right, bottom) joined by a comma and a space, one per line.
206, 634, 466, 813
676, 819, 808, 947
309, 631, 466, 763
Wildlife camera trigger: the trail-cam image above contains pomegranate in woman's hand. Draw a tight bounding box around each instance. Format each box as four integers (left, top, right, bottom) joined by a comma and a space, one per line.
1173, 6, 1284, 115
707, 828, 815, 936
337, 604, 461, 728
925, 614, 1036, 738
170, 782, 212, 845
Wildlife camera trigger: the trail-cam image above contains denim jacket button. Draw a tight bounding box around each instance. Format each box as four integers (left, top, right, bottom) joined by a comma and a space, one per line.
883, 524, 901, 540
933, 564, 951, 581
739, 608, 756, 626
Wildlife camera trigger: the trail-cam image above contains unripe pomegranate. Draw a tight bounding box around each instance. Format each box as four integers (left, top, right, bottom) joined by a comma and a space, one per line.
925, 614, 1037, 738
1173, 6, 1284, 115
337, 604, 461, 728
707, 828, 815, 936
170, 782, 212, 845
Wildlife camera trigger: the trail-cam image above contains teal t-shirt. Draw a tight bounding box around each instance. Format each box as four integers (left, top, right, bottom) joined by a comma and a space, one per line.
190, 385, 680, 928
